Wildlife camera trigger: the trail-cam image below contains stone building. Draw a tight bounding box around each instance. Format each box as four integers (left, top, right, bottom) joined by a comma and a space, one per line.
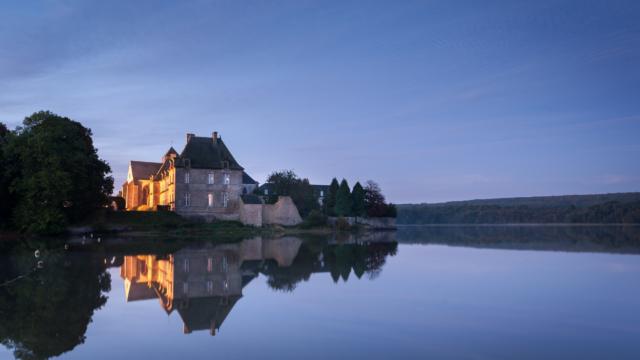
122, 132, 301, 226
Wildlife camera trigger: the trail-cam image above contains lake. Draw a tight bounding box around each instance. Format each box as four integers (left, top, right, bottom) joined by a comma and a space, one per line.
1, 226, 640, 359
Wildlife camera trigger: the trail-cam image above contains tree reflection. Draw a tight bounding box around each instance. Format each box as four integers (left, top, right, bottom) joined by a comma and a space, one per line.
0, 244, 110, 360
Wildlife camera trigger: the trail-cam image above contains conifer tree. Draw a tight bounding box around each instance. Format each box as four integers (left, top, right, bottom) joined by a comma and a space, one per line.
325, 178, 339, 215
351, 181, 366, 217
335, 179, 352, 217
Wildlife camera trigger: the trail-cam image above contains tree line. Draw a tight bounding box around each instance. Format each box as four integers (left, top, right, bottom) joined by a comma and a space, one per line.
324, 178, 397, 218
260, 170, 396, 219
0, 111, 114, 234
397, 201, 640, 224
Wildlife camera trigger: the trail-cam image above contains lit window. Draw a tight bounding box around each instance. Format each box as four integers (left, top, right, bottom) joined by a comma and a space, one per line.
184, 172, 190, 184
224, 174, 230, 185
184, 193, 191, 207
208, 193, 213, 207
208, 173, 214, 184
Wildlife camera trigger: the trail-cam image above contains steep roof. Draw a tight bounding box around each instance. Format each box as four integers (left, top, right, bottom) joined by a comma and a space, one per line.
177, 296, 241, 333
165, 147, 178, 157
242, 171, 258, 184
130, 161, 161, 180
177, 136, 244, 170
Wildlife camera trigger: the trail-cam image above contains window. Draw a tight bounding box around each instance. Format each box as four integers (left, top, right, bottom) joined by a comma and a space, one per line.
208, 172, 214, 184
184, 171, 190, 184
223, 173, 230, 185
184, 192, 191, 207
223, 192, 229, 208
206, 280, 213, 294
320, 190, 324, 197
183, 259, 189, 273
223, 279, 229, 292
221, 256, 228, 273
182, 282, 189, 295
207, 257, 213, 272
264, 189, 269, 195
208, 193, 213, 207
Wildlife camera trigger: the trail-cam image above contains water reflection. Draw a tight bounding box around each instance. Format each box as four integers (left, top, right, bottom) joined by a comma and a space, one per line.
2, 226, 640, 359
0, 245, 111, 360
120, 234, 398, 335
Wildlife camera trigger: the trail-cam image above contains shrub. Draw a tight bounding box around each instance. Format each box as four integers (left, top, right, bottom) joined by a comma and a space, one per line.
335, 217, 351, 231
301, 210, 327, 228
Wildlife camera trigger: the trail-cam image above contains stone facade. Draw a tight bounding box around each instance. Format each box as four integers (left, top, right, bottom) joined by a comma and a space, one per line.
121, 132, 303, 226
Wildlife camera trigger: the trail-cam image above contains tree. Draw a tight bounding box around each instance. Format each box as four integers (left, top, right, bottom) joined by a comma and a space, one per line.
5, 111, 114, 233
351, 182, 366, 217
266, 170, 298, 197
325, 178, 339, 216
364, 180, 396, 217
335, 179, 352, 217
265, 170, 319, 217
0, 122, 15, 227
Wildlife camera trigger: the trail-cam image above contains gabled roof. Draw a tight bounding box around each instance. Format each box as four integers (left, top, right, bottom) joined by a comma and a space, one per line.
242, 171, 258, 185
165, 147, 178, 157
177, 136, 244, 170
130, 161, 161, 180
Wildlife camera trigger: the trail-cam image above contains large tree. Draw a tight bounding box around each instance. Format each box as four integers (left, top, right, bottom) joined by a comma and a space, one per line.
325, 178, 339, 216
363, 180, 396, 218
266, 170, 319, 217
0, 122, 14, 227
5, 111, 113, 233
334, 179, 352, 217
351, 181, 366, 217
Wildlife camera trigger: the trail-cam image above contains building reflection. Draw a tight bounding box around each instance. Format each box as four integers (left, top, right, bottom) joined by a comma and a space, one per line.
120, 234, 398, 335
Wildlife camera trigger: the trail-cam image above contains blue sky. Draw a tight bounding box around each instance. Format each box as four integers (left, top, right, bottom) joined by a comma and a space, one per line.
1, 0, 639, 203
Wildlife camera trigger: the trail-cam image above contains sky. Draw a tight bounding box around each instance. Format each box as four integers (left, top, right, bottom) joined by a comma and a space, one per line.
1, 0, 639, 203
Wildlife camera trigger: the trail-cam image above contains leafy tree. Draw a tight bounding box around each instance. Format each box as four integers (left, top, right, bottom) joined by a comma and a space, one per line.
364, 180, 386, 217
0, 122, 15, 227
266, 170, 319, 217
5, 111, 113, 233
325, 178, 339, 216
351, 181, 366, 217
266, 170, 298, 197
335, 179, 352, 217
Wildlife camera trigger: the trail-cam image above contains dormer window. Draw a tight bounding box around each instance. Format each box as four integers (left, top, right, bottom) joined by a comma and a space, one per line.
221, 161, 229, 169
264, 189, 268, 195
184, 158, 191, 168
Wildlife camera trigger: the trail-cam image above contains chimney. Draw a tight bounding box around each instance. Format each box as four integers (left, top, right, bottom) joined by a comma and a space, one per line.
212, 131, 218, 142
186, 133, 195, 143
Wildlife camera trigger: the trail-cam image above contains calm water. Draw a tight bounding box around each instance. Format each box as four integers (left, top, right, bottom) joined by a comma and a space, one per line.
1, 226, 640, 359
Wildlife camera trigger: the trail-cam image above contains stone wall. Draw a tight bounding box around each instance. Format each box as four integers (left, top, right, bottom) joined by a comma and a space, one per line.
239, 203, 263, 227
262, 196, 303, 226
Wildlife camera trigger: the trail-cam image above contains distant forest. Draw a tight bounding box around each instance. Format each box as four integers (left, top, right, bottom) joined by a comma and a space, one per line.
397, 193, 640, 224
